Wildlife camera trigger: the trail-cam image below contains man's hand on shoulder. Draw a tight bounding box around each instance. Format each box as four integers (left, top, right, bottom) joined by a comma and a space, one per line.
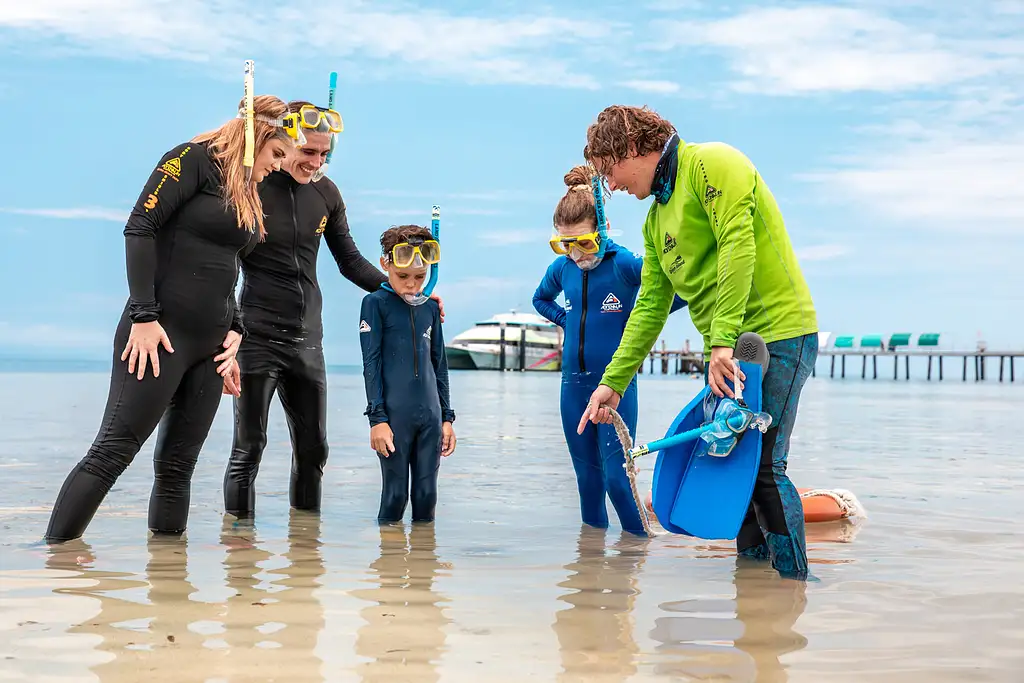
430, 293, 445, 322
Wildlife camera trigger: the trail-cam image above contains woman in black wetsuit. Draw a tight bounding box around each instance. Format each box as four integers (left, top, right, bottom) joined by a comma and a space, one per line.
45, 94, 298, 543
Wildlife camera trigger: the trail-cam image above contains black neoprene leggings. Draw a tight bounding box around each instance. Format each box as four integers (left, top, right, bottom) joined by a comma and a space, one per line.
223, 339, 329, 517
45, 313, 225, 542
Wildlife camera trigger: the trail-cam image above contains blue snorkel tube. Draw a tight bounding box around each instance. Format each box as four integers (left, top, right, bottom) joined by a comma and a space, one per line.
590, 172, 609, 259
312, 71, 339, 183
424, 204, 440, 297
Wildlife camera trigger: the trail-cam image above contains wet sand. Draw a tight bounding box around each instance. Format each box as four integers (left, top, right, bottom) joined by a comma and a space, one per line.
1, 370, 1022, 681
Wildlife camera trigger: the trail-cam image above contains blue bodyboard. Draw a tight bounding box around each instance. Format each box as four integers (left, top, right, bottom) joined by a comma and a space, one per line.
650, 359, 764, 540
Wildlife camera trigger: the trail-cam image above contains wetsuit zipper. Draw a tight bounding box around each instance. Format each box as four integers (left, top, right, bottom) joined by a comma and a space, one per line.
578, 270, 588, 373
409, 307, 419, 377
289, 187, 306, 324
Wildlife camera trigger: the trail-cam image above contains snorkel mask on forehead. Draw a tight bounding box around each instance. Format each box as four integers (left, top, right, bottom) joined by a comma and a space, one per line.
237, 59, 300, 178
383, 206, 442, 306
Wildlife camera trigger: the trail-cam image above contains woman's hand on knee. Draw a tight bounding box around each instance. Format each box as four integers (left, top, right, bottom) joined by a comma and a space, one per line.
122, 321, 174, 380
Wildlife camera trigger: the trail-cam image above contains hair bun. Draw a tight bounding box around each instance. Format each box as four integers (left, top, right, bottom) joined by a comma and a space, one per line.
563, 164, 593, 189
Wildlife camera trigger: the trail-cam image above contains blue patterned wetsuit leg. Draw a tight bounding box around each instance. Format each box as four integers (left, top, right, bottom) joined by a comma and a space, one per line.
560, 375, 644, 534
533, 239, 686, 536
734, 332, 818, 579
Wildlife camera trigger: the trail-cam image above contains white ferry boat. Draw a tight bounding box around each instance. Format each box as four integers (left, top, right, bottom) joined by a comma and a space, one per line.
445, 310, 563, 371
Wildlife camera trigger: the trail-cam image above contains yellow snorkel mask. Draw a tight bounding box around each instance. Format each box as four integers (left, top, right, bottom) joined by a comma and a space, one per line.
549, 229, 603, 256
278, 104, 344, 148
389, 236, 441, 269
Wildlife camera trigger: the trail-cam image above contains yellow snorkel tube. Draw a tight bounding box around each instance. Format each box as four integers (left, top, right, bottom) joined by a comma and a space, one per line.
243, 60, 255, 183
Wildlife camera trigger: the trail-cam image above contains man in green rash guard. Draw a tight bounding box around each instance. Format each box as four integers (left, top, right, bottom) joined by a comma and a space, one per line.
576, 105, 819, 580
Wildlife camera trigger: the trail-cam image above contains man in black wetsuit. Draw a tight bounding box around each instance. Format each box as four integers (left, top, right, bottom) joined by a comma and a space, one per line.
222, 100, 444, 519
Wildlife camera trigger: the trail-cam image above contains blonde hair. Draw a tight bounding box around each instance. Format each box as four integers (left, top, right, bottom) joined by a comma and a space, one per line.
191, 94, 291, 239
553, 165, 597, 229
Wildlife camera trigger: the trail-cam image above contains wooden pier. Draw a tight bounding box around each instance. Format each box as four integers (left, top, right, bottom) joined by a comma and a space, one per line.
638, 340, 705, 376
632, 333, 1023, 383
815, 349, 1021, 382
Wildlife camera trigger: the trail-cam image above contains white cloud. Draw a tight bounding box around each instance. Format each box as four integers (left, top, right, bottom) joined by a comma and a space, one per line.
0, 206, 127, 221
662, 6, 1006, 94
796, 244, 851, 262
798, 133, 1024, 232
0, 0, 612, 88
621, 79, 680, 94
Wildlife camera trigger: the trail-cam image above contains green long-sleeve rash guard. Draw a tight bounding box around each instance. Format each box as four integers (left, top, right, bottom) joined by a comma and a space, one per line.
600, 139, 818, 395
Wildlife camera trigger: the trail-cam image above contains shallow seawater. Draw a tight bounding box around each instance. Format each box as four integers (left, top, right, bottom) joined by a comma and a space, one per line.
0, 369, 1022, 682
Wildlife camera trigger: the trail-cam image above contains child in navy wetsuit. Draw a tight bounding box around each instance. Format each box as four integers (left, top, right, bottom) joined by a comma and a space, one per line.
533, 166, 686, 535
359, 224, 457, 524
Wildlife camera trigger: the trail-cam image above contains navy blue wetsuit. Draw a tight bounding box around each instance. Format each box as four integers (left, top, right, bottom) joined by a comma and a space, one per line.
359, 286, 455, 523
533, 240, 685, 535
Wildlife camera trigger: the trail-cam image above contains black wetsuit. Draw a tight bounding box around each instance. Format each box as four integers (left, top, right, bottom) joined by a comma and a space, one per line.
359, 286, 455, 523
45, 141, 256, 542
223, 170, 385, 517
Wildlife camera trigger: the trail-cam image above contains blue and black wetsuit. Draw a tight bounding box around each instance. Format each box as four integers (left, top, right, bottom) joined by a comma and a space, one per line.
533, 239, 685, 535
359, 286, 455, 523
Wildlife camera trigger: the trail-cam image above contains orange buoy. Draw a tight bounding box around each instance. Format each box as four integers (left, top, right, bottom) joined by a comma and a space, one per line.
643, 487, 866, 525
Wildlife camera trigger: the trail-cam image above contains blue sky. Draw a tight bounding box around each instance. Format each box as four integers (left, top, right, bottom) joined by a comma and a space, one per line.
1, 0, 1022, 363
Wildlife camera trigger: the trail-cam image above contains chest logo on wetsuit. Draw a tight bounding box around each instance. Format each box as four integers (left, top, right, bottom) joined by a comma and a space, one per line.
160, 157, 182, 180
704, 184, 722, 205
315, 215, 327, 235
564, 297, 571, 311
359, 320, 371, 333
600, 293, 622, 313
662, 233, 677, 254
668, 255, 685, 274
423, 325, 432, 339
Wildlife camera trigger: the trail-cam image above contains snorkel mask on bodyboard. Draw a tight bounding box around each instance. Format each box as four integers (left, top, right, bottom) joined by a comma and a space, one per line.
384, 205, 441, 306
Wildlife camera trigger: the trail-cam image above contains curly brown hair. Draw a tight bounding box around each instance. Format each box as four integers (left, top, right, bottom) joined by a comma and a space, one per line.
583, 105, 676, 170
552, 165, 597, 229
380, 224, 434, 259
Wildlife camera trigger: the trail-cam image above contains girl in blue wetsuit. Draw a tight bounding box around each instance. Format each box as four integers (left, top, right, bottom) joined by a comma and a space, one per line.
533, 166, 686, 535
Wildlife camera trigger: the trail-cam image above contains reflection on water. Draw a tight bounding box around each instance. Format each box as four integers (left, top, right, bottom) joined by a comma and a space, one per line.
2, 371, 1024, 681
552, 527, 647, 682
351, 523, 450, 683
19, 510, 327, 682
650, 559, 807, 682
